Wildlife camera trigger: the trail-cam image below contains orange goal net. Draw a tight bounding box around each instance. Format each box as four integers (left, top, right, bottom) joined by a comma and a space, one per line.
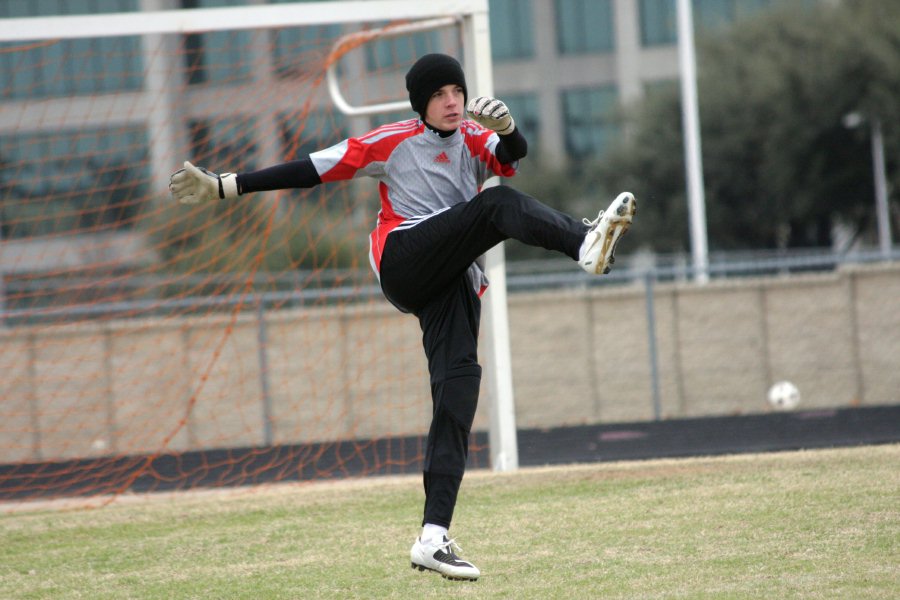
0, 2, 493, 509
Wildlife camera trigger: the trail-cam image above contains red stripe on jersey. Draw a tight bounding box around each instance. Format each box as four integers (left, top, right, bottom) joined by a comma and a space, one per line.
377, 181, 403, 224
462, 120, 516, 178
358, 118, 420, 141
320, 122, 425, 182
369, 181, 405, 271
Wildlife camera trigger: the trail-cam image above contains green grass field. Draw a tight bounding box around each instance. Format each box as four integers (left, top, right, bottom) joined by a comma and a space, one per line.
1, 444, 897, 599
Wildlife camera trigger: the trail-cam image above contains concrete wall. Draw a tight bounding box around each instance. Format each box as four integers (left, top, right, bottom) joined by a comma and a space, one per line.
509, 264, 900, 427
1, 263, 898, 463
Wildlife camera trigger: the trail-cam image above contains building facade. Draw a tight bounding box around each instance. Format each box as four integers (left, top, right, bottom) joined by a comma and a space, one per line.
0, 0, 794, 244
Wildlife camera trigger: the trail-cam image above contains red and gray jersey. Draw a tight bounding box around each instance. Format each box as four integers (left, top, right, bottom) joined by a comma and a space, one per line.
308, 118, 517, 283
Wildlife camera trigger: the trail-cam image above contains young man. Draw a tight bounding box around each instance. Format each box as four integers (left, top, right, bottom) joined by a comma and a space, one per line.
169, 53, 635, 581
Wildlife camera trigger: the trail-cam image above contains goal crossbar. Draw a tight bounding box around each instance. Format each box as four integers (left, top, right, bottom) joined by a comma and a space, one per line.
0, 0, 486, 40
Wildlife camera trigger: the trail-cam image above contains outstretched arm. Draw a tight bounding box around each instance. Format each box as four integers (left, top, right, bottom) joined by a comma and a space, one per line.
237, 159, 321, 194
169, 158, 322, 204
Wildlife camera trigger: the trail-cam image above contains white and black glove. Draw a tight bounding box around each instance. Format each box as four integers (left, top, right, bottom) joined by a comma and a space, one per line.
466, 96, 515, 135
169, 161, 239, 204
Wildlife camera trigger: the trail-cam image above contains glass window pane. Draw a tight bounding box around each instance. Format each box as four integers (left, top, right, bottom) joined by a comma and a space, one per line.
0, 127, 149, 238
561, 86, 619, 159
639, 0, 677, 46
41, 39, 69, 96
490, 0, 535, 61
556, 0, 614, 55
70, 39, 96, 96
501, 93, 541, 154
204, 30, 254, 84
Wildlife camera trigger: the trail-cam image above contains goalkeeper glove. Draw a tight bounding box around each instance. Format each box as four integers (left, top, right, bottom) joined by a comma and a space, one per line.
169, 161, 239, 204
466, 96, 515, 135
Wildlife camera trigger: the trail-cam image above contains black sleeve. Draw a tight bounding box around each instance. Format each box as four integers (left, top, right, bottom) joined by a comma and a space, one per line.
235, 158, 322, 195
495, 128, 528, 164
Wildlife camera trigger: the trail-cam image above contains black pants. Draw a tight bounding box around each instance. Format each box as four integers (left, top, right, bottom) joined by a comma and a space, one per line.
379, 185, 585, 528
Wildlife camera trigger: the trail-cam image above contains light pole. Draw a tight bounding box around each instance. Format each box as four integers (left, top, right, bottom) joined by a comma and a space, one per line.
870, 119, 892, 258
676, 0, 710, 282
843, 112, 893, 258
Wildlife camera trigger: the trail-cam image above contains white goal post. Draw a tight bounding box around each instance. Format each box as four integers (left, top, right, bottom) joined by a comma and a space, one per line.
0, 0, 519, 472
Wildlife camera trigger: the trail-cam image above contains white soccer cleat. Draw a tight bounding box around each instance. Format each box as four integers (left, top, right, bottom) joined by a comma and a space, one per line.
410, 535, 480, 581
578, 191, 636, 275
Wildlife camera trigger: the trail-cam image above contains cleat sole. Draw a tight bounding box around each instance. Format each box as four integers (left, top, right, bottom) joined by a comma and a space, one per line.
593, 221, 630, 275
594, 195, 636, 273
412, 561, 478, 582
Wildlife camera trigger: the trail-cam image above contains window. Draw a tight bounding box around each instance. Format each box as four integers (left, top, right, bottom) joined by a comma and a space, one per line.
639, 0, 677, 46
489, 0, 535, 61
0, 127, 149, 238
561, 87, 619, 159
501, 93, 541, 154
0, 1, 142, 99
555, 0, 615, 55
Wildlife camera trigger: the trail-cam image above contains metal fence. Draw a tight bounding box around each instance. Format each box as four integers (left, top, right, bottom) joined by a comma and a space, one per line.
3, 247, 898, 324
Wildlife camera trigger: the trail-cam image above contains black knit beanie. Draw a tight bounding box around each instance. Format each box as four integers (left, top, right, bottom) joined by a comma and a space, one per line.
405, 53, 468, 117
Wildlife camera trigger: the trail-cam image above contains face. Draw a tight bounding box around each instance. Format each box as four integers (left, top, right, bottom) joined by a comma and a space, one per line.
424, 84, 465, 131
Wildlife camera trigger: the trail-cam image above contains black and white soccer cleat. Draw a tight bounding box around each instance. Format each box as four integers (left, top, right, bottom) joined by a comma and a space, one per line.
410, 535, 480, 581
578, 191, 636, 275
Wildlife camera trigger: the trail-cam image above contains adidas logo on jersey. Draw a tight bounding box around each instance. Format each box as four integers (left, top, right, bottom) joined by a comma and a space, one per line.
434, 151, 450, 164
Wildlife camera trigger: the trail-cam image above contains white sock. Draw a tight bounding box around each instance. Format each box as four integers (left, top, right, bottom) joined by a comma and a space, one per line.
422, 523, 448, 543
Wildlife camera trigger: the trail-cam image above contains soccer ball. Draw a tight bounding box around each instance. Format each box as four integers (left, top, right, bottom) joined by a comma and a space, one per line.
767, 381, 801, 411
